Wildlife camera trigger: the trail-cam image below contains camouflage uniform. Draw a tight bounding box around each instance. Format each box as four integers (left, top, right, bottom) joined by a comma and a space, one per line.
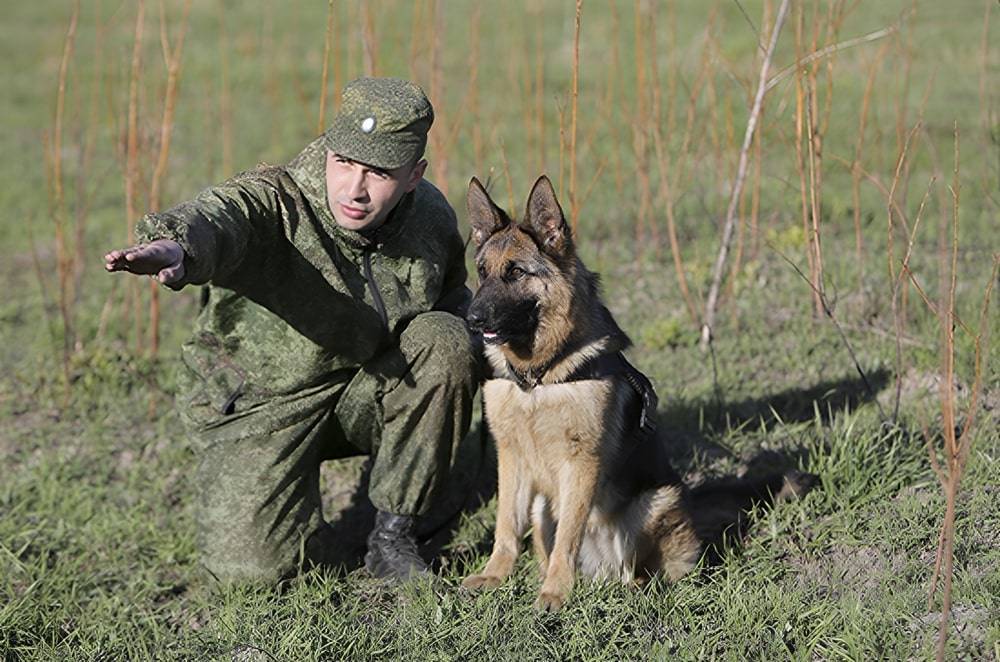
137, 84, 477, 583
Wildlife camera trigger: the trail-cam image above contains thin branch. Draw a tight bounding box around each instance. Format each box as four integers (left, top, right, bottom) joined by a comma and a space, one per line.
700, 0, 790, 350
891, 175, 935, 421
957, 256, 997, 447
731, 0, 764, 55
887, 122, 922, 281
568, 0, 582, 232
51, 0, 80, 374
769, 242, 888, 423
765, 22, 902, 94
317, 0, 335, 135
125, 0, 146, 353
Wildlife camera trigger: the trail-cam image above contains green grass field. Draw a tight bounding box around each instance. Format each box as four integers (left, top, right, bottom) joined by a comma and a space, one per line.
2, 1, 997, 659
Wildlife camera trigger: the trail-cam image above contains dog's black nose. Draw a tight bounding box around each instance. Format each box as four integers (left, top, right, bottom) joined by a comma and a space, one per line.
466, 308, 486, 331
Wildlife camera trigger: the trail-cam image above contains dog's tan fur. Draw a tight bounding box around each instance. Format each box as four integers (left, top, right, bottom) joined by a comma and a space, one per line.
461, 176, 700, 611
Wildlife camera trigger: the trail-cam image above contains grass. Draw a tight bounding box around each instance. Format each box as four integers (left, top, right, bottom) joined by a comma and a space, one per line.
2, 0, 997, 659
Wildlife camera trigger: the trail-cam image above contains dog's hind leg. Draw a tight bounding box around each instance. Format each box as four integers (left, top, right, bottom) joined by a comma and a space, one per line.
462, 450, 531, 591
638, 485, 700, 582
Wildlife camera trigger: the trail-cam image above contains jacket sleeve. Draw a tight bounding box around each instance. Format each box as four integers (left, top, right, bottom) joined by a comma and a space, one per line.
135, 168, 283, 289
433, 212, 472, 318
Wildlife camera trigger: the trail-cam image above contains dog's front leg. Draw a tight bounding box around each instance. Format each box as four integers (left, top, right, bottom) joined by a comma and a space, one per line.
530, 495, 555, 580
534, 464, 598, 611
462, 447, 530, 591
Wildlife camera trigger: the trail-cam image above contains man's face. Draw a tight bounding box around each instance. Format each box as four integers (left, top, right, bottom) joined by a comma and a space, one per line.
325, 151, 426, 232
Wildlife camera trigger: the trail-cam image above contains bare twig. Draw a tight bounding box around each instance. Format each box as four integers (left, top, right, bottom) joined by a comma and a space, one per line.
125, 0, 146, 353
731, 0, 764, 55
147, 0, 192, 357
361, 2, 377, 77
427, 0, 446, 196
568, 0, 582, 232
804, 82, 825, 317
496, 132, 514, 216
216, 0, 234, 174
51, 0, 80, 378
922, 123, 996, 662
649, 5, 698, 325
700, 0, 790, 351
769, 242, 888, 423
317, 0, 335, 135
891, 175, 936, 420
630, 0, 654, 261
764, 22, 903, 94
851, 41, 890, 260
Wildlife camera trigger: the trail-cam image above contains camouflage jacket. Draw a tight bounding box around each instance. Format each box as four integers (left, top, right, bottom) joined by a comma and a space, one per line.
137, 136, 470, 408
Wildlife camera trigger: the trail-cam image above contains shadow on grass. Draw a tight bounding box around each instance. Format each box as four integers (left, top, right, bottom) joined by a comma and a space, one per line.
660, 367, 890, 471
313, 369, 887, 574
664, 368, 888, 565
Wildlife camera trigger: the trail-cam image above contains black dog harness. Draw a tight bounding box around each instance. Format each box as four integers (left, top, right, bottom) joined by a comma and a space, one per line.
502, 351, 659, 443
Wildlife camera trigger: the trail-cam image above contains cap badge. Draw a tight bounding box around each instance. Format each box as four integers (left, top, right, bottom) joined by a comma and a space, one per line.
360, 117, 376, 133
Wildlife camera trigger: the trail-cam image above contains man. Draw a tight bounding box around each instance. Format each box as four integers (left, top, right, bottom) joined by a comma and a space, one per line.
104, 77, 478, 584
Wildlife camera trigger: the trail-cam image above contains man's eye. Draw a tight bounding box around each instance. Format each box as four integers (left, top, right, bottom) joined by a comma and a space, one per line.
369, 169, 390, 180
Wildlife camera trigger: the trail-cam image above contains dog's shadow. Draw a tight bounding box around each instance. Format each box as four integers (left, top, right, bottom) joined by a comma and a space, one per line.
316, 369, 887, 573
661, 368, 888, 563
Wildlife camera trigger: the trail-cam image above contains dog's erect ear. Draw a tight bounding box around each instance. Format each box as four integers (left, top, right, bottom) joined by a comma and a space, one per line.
523, 175, 571, 256
467, 177, 509, 247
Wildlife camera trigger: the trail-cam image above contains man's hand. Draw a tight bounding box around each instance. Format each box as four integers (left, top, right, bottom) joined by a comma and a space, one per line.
104, 239, 186, 285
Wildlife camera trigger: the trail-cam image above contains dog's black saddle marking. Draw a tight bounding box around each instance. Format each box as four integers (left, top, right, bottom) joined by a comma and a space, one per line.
503, 351, 659, 443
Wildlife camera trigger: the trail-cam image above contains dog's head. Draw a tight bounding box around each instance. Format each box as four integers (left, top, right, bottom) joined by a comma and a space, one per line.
465, 176, 576, 357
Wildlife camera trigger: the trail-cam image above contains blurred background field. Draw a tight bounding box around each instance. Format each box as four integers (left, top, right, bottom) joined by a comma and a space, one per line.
1, 1, 997, 659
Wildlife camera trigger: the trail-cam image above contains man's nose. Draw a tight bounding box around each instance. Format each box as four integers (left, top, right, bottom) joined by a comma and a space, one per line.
346, 168, 367, 200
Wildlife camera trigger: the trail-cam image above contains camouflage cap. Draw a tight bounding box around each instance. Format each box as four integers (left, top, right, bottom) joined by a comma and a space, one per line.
323, 77, 434, 170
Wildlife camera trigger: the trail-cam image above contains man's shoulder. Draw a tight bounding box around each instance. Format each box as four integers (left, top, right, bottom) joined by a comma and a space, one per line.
409, 179, 458, 229
225, 162, 295, 194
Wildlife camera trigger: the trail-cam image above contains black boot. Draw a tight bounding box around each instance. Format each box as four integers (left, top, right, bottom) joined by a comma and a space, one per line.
364, 511, 430, 581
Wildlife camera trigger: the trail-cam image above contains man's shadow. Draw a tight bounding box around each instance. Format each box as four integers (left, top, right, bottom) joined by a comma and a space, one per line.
316, 368, 888, 573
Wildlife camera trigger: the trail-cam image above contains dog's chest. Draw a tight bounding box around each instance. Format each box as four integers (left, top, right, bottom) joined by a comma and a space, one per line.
483, 378, 611, 463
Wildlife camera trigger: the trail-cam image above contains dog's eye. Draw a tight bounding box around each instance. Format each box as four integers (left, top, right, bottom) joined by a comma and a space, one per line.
508, 266, 526, 280
477, 264, 487, 280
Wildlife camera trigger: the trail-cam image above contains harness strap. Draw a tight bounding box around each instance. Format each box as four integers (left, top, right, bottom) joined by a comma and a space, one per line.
504, 351, 659, 442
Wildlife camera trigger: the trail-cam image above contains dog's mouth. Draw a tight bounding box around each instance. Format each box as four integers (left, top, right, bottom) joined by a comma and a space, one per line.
468, 295, 541, 349
481, 330, 502, 344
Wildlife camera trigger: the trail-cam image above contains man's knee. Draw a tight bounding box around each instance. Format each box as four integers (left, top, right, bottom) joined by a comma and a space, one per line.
192, 431, 324, 585
401, 311, 478, 381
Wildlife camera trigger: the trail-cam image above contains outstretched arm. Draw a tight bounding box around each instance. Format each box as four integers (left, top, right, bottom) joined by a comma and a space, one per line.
110, 166, 288, 289
104, 239, 185, 286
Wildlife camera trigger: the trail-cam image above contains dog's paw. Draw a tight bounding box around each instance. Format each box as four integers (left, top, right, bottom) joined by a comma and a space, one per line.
461, 574, 502, 592
533, 590, 566, 612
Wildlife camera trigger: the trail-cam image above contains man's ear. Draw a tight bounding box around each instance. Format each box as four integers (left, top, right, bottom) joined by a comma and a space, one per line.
404, 159, 428, 192
522, 175, 571, 256
467, 177, 509, 247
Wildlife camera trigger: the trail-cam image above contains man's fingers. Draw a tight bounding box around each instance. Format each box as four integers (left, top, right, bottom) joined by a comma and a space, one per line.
105, 240, 183, 277
104, 248, 135, 272
105, 244, 162, 275
157, 262, 185, 285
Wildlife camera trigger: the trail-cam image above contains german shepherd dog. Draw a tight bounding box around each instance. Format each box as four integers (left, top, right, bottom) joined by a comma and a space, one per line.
460, 176, 702, 611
